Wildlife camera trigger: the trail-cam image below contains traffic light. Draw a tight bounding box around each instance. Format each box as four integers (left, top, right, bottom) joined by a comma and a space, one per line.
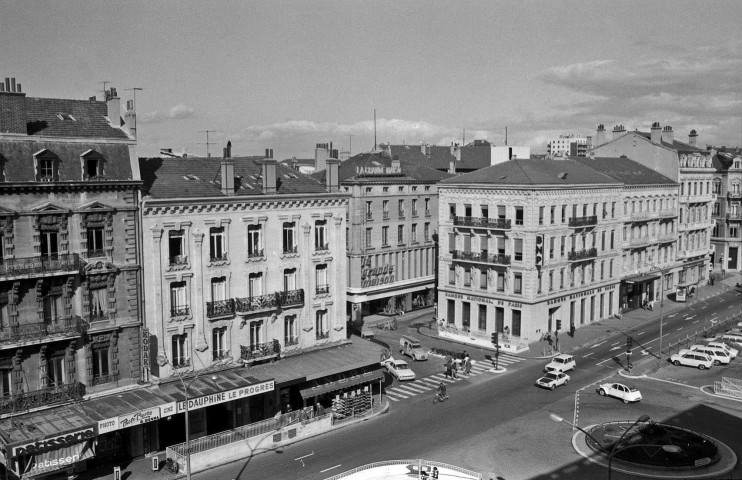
491, 332, 499, 346
556, 319, 562, 331
627, 336, 633, 350
535, 235, 544, 268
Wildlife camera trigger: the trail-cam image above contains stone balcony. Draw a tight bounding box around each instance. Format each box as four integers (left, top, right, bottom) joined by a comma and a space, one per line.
452, 250, 511, 266
0, 253, 81, 281
0, 382, 86, 416
453, 216, 511, 230
0, 316, 88, 347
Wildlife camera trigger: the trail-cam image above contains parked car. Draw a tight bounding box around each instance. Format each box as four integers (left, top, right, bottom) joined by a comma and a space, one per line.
669, 351, 713, 370
381, 357, 416, 381
544, 354, 576, 373
685, 345, 731, 365
704, 341, 739, 359
598, 382, 643, 403
720, 332, 742, 348
535, 371, 570, 390
399, 335, 428, 361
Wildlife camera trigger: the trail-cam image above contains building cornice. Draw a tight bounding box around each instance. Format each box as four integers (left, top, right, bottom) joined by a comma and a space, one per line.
142, 193, 349, 216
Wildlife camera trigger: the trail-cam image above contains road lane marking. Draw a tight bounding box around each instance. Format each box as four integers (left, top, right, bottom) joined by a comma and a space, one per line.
668, 313, 678, 317
591, 341, 606, 348
583, 352, 594, 358
610, 341, 621, 346
677, 327, 684, 331
321, 465, 341, 473
636, 331, 646, 336
686, 315, 696, 320
609, 345, 622, 351
692, 320, 699, 324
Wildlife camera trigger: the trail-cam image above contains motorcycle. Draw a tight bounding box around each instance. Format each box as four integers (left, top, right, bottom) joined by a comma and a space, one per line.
433, 393, 449, 404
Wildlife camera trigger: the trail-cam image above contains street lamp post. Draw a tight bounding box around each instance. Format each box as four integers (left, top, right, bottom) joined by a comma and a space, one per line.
550, 413, 650, 480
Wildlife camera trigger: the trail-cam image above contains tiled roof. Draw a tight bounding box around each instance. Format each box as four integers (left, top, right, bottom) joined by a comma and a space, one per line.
0, 140, 135, 181
573, 156, 677, 185
139, 156, 330, 199
24, 97, 130, 139
458, 145, 492, 170
632, 131, 705, 153
311, 151, 454, 184
388, 144, 489, 171
441, 158, 621, 186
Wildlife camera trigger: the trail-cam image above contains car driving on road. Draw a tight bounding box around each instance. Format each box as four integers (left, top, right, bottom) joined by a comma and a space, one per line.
536, 371, 570, 390
381, 357, 416, 381
669, 351, 713, 370
598, 382, 643, 403
544, 354, 576, 373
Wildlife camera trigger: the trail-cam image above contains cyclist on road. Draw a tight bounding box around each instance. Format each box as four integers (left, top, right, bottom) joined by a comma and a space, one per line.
436, 382, 447, 401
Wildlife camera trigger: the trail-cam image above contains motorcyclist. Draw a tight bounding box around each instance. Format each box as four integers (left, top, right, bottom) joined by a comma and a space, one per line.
437, 382, 447, 400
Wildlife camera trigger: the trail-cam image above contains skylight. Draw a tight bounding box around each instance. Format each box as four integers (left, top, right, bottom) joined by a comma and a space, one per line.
56, 113, 76, 121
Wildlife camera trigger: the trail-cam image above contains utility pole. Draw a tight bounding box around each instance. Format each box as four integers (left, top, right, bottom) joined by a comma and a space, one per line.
124, 87, 143, 110
349, 133, 353, 156
199, 129, 218, 157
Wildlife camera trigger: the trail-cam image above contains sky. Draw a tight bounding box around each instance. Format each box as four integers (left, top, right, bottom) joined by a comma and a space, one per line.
1, 0, 741, 159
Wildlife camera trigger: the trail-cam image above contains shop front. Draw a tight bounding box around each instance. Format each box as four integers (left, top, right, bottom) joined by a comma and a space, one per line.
620, 273, 660, 311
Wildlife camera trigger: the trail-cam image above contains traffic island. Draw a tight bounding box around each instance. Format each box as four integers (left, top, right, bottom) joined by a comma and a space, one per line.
572, 421, 737, 479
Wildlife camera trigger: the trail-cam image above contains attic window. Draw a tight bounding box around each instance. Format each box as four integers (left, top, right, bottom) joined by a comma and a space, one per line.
56, 113, 76, 121
557, 172, 567, 179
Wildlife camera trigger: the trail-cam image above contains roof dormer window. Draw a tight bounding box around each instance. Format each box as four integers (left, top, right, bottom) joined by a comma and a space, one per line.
81, 150, 105, 180
34, 149, 59, 182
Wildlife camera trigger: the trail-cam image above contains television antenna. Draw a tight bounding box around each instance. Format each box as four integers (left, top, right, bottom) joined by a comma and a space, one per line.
199, 129, 218, 157
98, 80, 112, 100
124, 87, 143, 109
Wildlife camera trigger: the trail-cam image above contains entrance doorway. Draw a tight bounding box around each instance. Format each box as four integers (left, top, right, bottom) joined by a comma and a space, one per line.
548, 307, 559, 332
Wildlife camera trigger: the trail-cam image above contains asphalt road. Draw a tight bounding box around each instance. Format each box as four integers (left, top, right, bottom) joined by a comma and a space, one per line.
189, 288, 742, 480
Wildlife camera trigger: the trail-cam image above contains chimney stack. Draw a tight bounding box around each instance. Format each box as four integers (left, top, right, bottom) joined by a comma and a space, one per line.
448, 159, 456, 174
595, 124, 606, 146
650, 122, 662, 143
326, 158, 340, 192
688, 129, 698, 147
124, 99, 137, 138
315, 143, 329, 172
612, 124, 626, 140
106, 87, 121, 127
661, 125, 674, 145
0, 77, 27, 134
261, 156, 277, 194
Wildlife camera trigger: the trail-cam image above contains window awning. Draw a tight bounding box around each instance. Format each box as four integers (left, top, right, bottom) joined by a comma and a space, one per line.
622, 273, 661, 284
299, 369, 384, 399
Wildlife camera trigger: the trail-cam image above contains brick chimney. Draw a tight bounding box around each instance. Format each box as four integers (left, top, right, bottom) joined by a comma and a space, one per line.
448, 158, 456, 174
612, 124, 626, 140
124, 99, 136, 138
595, 124, 606, 146
0, 77, 27, 134
688, 129, 698, 147
326, 158, 340, 192
106, 87, 121, 127
315, 143, 329, 172
661, 125, 674, 145
220, 142, 235, 195
261, 152, 277, 194
650, 122, 662, 143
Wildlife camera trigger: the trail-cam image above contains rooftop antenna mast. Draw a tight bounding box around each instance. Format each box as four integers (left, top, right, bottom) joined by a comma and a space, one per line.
373, 109, 377, 150
99, 80, 111, 100
124, 87, 143, 110
349, 133, 353, 156
199, 129, 218, 157
463, 129, 466, 145
505, 126, 508, 146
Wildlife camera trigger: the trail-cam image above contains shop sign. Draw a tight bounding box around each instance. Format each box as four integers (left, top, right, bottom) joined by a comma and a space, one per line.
97, 418, 119, 434
355, 165, 401, 176
177, 379, 275, 413
444, 291, 522, 308
118, 407, 161, 429
141, 327, 150, 371
21, 440, 95, 476
161, 401, 177, 417
12, 427, 96, 457
547, 285, 616, 306
361, 264, 395, 287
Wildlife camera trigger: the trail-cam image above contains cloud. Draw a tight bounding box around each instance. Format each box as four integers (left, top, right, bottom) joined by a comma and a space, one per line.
139, 104, 196, 124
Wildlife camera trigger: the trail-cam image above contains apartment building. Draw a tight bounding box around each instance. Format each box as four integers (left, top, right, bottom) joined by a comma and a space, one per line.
711, 149, 742, 271
313, 149, 451, 325
0, 79, 145, 477
546, 135, 591, 157
592, 123, 714, 293
437, 159, 625, 352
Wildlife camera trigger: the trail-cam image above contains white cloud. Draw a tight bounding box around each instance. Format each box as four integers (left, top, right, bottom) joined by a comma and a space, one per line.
139, 104, 196, 124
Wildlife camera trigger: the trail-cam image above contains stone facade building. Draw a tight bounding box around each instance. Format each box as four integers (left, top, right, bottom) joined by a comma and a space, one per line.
711, 149, 742, 271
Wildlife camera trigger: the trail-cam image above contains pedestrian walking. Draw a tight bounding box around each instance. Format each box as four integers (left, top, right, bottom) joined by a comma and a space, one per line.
445, 354, 453, 379
451, 361, 458, 379
554, 330, 560, 351
464, 354, 471, 374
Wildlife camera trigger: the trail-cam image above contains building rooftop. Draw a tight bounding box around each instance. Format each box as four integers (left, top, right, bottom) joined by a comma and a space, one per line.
573, 156, 677, 185
440, 158, 621, 187
139, 156, 330, 199
311, 150, 453, 184
23, 97, 130, 139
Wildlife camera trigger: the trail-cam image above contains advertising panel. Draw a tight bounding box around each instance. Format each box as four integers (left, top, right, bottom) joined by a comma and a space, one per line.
176, 379, 275, 413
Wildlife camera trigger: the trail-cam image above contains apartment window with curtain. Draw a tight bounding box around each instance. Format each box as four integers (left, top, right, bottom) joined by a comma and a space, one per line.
463, 267, 471, 287
209, 227, 226, 261
411, 224, 417, 243
478, 304, 487, 330
90, 286, 106, 321
497, 272, 505, 292
168, 230, 185, 264
425, 198, 431, 215
549, 237, 555, 259
48, 354, 65, 387
283, 222, 297, 253
424, 223, 430, 242
398, 199, 405, 217
560, 236, 566, 257
480, 269, 487, 289
550, 205, 556, 224
211, 277, 226, 302
412, 199, 418, 217
315, 220, 328, 250
1, 368, 12, 397
315, 310, 328, 339
365, 228, 372, 248
397, 225, 404, 244
366, 201, 372, 220
514, 273, 522, 294
172, 334, 189, 368
247, 224, 262, 257
284, 315, 298, 345
87, 226, 105, 258
283, 268, 297, 291
382, 226, 389, 246
449, 265, 456, 285
170, 282, 187, 316
382, 200, 389, 219
539, 206, 544, 225
515, 206, 524, 225
514, 238, 523, 261
315, 264, 329, 294
92, 345, 109, 383
549, 271, 554, 291
212, 327, 227, 360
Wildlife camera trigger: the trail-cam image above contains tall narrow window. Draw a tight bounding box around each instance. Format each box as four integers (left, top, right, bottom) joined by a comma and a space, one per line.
411, 224, 417, 243
247, 224, 262, 257
316, 265, 329, 294
315, 220, 328, 250
43, 291, 64, 323
397, 225, 404, 244
424, 223, 430, 242
90, 287, 107, 321
478, 304, 487, 330
48, 355, 65, 387
1, 369, 12, 397
92, 345, 110, 382
497, 272, 505, 292
283, 222, 296, 253
211, 277, 226, 301
209, 227, 225, 261
249, 273, 262, 298
169, 230, 185, 264
283, 268, 297, 291
515, 206, 524, 225
514, 238, 523, 261
170, 282, 187, 316
315, 310, 328, 339
250, 321, 262, 349
514, 273, 522, 294
284, 315, 298, 345
87, 227, 105, 258
40, 231, 59, 259
512, 310, 522, 336
412, 199, 418, 217
382, 226, 389, 246
212, 327, 227, 360
172, 334, 188, 367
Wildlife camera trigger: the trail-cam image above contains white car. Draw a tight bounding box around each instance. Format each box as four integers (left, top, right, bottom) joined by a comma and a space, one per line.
535, 371, 570, 390
382, 357, 416, 381
685, 346, 731, 365
670, 351, 713, 370
598, 382, 643, 403
544, 354, 576, 373
705, 341, 738, 359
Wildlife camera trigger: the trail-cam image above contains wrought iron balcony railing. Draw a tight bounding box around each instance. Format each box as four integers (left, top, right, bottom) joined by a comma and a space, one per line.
240, 340, 280, 362
316, 284, 330, 295
282, 245, 298, 254
209, 253, 228, 262
235, 289, 304, 314
726, 212, 742, 221
315, 243, 330, 251
316, 330, 330, 340
0, 382, 86, 415
0, 316, 88, 345
452, 250, 511, 266
172, 358, 191, 369
567, 247, 598, 262
453, 216, 511, 229
170, 306, 190, 317
206, 299, 235, 318
247, 249, 264, 259
91, 374, 118, 386
0, 253, 81, 279
87, 249, 106, 259
568, 215, 598, 228
728, 192, 742, 200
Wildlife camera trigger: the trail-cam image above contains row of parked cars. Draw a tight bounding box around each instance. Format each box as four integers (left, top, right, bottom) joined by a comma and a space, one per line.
669, 336, 740, 370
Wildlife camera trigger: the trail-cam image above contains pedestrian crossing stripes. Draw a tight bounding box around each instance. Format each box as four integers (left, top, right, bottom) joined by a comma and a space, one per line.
384, 353, 524, 402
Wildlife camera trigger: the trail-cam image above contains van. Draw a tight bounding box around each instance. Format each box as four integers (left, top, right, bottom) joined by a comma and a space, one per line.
399, 335, 428, 361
